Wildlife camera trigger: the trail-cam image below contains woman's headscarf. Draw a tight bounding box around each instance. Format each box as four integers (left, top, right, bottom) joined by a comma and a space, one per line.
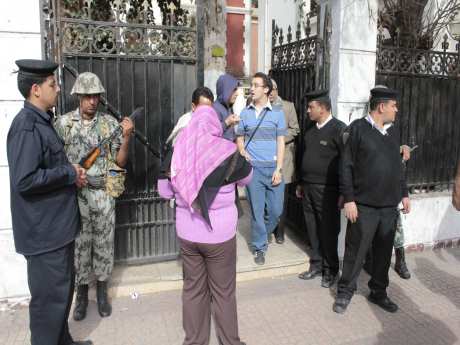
170, 105, 236, 208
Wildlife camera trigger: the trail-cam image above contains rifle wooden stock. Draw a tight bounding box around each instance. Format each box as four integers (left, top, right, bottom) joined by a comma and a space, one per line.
80, 147, 101, 170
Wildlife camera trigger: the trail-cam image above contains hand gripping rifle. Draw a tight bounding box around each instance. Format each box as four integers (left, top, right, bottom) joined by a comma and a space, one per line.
80, 107, 144, 170
62, 63, 161, 160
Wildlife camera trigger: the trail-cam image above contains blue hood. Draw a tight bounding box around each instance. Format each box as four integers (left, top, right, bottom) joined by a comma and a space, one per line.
216, 74, 239, 107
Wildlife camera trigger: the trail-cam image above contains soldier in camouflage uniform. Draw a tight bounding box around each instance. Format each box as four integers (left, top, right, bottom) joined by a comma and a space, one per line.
54, 72, 134, 321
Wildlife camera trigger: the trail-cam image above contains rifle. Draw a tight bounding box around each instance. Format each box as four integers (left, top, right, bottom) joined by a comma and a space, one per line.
62, 63, 161, 159
79, 107, 144, 170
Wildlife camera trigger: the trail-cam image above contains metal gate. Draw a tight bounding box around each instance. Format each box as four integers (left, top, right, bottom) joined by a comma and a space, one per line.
376, 31, 460, 191
41, 0, 204, 264
270, 6, 331, 231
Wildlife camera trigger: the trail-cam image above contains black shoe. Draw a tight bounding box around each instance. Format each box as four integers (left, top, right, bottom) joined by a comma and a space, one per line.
71, 341, 94, 345
333, 297, 350, 314
298, 268, 322, 280
368, 293, 398, 313
275, 236, 285, 244
254, 250, 265, 265
73, 284, 88, 321
96, 280, 112, 317
321, 273, 337, 288
394, 247, 411, 279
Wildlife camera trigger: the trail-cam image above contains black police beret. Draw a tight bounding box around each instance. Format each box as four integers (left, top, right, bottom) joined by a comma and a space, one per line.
370, 87, 399, 101
304, 89, 330, 103
15, 59, 58, 77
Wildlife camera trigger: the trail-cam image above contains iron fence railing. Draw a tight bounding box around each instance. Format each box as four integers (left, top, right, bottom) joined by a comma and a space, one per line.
376, 29, 460, 192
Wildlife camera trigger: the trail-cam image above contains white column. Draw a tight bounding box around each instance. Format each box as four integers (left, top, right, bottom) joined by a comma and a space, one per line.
243, 0, 252, 77
329, 0, 379, 125
258, 0, 267, 73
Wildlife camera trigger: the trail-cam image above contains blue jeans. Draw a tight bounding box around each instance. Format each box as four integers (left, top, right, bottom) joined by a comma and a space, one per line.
246, 166, 285, 252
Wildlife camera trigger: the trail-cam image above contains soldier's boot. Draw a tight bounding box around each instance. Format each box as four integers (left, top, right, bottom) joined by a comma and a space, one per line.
394, 247, 411, 279
73, 284, 89, 321
97, 280, 112, 317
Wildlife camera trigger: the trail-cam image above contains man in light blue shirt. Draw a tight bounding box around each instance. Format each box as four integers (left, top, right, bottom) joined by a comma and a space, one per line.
236, 72, 286, 265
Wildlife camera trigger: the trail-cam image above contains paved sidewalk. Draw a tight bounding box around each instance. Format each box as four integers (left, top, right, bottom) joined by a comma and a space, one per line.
2, 248, 460, 345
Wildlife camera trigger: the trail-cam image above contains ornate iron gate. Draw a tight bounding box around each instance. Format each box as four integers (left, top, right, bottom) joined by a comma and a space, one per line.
376, 30, 460, 192
270, 6, 331, 231
41, 0, 204, 264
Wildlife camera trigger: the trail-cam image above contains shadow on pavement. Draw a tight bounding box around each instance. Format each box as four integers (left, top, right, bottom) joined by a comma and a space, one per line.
413, 256, 460, 310
369, 281, 458, 345
69, 299, 102, 342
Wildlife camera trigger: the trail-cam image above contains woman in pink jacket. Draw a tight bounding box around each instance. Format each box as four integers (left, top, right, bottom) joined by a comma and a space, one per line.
158, 105, 252, 345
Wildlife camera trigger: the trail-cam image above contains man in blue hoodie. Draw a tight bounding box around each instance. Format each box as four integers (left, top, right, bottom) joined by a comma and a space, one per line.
213, 73, 241, 141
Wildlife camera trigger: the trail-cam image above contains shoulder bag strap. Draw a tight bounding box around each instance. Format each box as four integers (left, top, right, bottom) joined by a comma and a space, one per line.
244, 108, 269, 149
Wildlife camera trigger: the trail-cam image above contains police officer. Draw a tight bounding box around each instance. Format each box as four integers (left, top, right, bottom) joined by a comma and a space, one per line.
296, 90, 345, 288
54, 72, 134, 320
333, 87, 411, 314
7, 59, 92, 345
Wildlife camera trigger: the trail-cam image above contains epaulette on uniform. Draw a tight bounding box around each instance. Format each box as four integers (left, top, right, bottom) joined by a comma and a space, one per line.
21, 112, 36, 132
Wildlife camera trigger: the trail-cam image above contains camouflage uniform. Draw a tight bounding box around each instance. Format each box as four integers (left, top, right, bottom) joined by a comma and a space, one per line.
394, 212, 405, 249
54, 73, 122, 285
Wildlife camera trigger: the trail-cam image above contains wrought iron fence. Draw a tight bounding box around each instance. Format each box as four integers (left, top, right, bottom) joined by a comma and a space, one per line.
377, 29, 460, 78
376, 28, 460, 192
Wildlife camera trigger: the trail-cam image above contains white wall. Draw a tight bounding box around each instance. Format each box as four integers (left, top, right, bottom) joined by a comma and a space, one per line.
402, 193, 460, 247
0, 0, 42, 299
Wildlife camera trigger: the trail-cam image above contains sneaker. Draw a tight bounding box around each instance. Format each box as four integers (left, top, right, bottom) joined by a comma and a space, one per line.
254, 250, 265, 265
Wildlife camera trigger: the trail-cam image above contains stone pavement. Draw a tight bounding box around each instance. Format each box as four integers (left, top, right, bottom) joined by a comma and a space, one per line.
2, 248, 460, 345
109, 200, 309, 298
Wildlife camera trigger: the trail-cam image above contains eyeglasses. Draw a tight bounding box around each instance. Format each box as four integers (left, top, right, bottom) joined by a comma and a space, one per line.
250, 83, 265, 89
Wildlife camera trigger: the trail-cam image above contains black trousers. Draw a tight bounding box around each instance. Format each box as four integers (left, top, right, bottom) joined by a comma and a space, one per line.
301, 183, 341, 274
337, 205, 398, 300
26, 242, 75, 345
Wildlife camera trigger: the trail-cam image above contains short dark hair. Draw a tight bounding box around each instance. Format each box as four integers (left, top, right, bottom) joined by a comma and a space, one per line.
191, 86, 214, 106
17, 74, 48, 99
369, 98, 390, 111
312, 99, 331, 112
253, 72, 273, 95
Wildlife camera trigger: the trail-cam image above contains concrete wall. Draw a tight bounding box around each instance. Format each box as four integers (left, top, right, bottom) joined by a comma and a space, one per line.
0, 0, 42, 299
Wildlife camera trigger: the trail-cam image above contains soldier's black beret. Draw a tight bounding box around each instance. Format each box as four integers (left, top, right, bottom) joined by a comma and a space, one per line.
15, 59, 58, 77
304, 89, 330, 103
370, 87, 399, 101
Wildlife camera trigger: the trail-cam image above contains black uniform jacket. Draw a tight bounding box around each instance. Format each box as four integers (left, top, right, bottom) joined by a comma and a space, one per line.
340, 117, 409, 208
7, 101, 80, 256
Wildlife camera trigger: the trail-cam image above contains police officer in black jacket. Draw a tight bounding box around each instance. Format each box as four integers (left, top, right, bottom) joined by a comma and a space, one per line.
7, 59, 92, 345
297, 90, 346, 288
333, 87, 410, 315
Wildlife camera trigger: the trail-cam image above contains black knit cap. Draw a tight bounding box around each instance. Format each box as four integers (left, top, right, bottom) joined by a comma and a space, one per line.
304, 89, 330, 103
370, 87, 399, 101
15, 59, 58, 78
